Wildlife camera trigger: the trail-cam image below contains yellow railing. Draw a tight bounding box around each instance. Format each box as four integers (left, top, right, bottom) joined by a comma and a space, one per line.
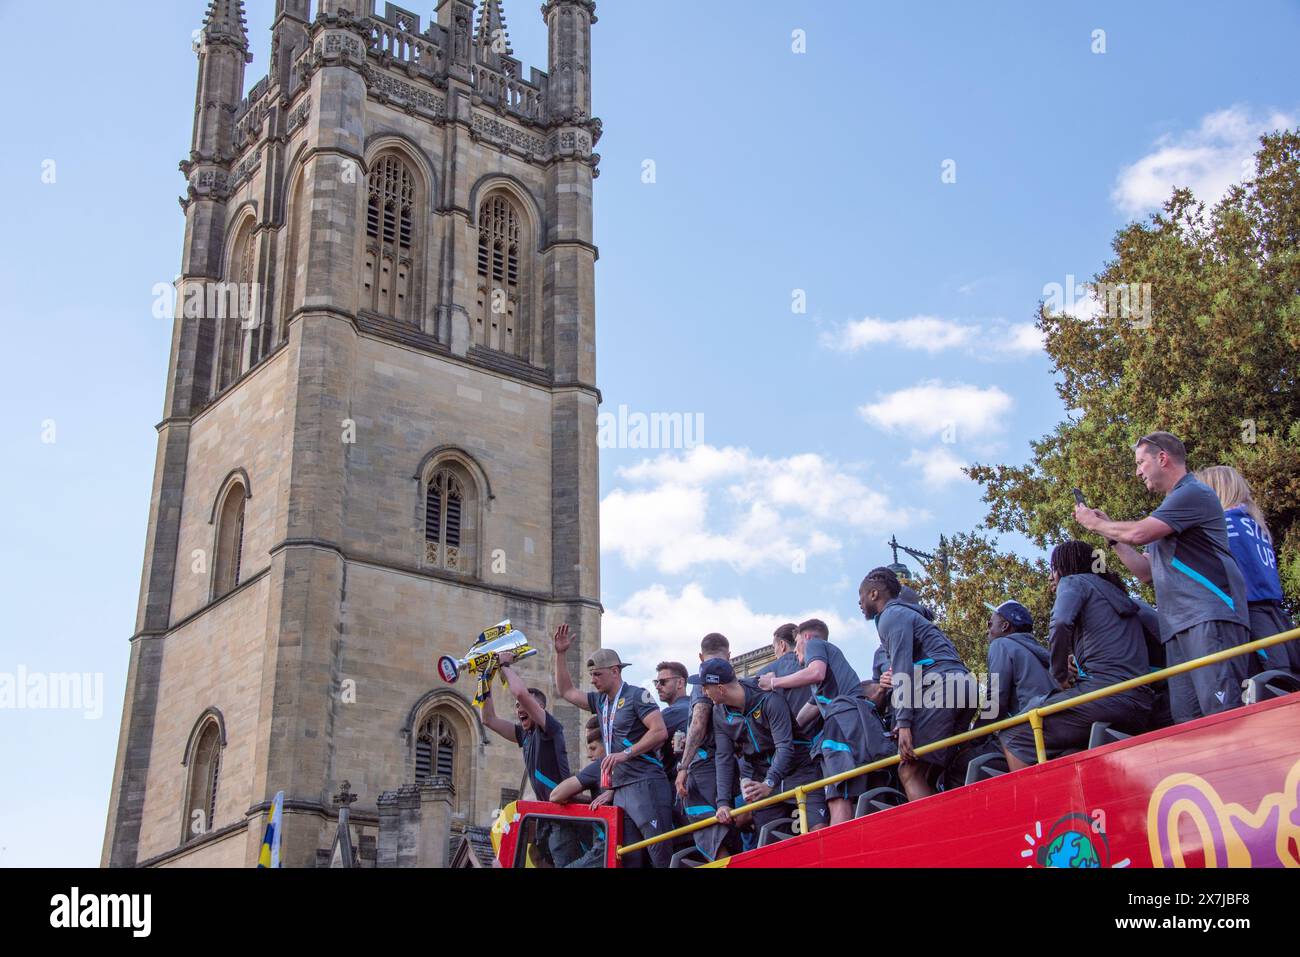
616, 625, 1300, 859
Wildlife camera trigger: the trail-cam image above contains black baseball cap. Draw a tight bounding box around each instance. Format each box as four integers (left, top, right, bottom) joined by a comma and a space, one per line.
687, 658, 736, 686
985, 600, 1033, 631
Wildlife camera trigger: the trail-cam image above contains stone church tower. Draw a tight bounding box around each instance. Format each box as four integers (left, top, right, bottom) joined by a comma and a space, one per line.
103, 0, 602, 867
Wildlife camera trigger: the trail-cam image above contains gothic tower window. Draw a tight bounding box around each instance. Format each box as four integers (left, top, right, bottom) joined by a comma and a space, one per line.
415, 713, 456, 782
418, 451, 487, 578
364, 154, 417, 321
218, 219, 258, 392
476, 194, 524, 355
182, 716, 223, 843
213, 481, 247, 598
279, 166, 308, 343
425, 468, 465, 572
407, 701, 475, 814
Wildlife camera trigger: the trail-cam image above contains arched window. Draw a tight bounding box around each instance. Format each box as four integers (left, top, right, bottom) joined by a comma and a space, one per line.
415, 713, 457, 783
218, 220, 258, 391
476, 194, 524, 355
213, 482, 247, 598
184, 719, 222, 842
425, 468, 465, 572
404, 693, 477, 814
364, 154, 417, 320
279, 165, 308, 344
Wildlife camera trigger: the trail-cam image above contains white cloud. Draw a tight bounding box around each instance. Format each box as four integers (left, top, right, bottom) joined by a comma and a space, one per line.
904, 447, 969, 489
820, 315, 1046, 361
1112, 106, 1296, 215
618, 445, 753, 487
821, 316, 977, 354
993, 322, 1047, 355
998, 321, 1040, 356
858, 381, 1013, 439
602, 583, 877, 692
601, 444, 915, 575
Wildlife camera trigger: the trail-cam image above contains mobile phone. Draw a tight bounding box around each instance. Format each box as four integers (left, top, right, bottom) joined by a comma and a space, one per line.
1072, 488, 1087, 506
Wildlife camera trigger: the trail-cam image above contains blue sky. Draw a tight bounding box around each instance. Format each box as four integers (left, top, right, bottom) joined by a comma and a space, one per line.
1, 0, 1296, 866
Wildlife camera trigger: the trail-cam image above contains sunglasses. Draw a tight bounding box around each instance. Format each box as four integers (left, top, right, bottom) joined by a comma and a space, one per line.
1136, 434, 1180, 458
652, 677, 681, 686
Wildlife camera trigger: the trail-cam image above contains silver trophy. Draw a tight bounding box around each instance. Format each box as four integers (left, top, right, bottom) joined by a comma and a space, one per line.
438, 620, 537, 686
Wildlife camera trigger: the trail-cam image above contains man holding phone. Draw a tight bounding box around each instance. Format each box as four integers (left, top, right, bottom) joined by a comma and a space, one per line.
1073, 431, 1253, 722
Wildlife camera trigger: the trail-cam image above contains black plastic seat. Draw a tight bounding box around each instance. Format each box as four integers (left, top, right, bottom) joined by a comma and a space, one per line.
670, 846, 708, 868
757, 814, 799, 846
1088, 722, 1133, 749
964, 752, 1009, 785
1243, 669, 1300, 706
854, 786, 907, 818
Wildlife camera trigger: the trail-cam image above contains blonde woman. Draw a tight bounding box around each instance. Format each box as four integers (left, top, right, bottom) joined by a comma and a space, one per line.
1196, 465, 1298, 675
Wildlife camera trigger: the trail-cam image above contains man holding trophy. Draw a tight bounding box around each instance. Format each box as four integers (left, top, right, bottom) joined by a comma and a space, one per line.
478, 647, 579, 867
552, 623, 675, 868
479, 652, 572, 803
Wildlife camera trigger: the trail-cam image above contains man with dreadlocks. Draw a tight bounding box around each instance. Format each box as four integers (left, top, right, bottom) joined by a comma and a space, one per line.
859, 568, 976, 801
999, 540, 1154, 769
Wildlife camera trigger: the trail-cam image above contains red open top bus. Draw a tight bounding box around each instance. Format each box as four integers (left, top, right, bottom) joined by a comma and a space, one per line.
493, 692, 1300, 868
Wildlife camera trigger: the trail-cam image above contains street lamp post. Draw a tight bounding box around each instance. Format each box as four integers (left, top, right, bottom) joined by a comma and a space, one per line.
887, 534, 951, 600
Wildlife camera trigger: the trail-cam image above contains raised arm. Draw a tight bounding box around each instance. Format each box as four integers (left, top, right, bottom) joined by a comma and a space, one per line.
498, 653, 547, 729
1075, 504, 1172, 547
1110, 542, 1154, 584
1074, 506, 1168, 584
552, 623, 591, 711
479, 683, 517, 742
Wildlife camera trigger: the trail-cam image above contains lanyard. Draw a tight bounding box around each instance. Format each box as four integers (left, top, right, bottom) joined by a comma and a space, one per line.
600, 682, 626, 756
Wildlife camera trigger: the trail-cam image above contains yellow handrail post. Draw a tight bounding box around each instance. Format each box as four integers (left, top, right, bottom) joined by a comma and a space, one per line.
1029, 709, 1047, 765
795, 786, 808, 836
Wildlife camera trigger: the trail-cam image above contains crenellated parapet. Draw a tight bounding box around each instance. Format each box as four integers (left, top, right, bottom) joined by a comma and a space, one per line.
210, 1, 597, 179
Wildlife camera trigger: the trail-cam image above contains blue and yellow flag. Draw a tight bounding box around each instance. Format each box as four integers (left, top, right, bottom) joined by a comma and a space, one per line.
257, 790, 284, 868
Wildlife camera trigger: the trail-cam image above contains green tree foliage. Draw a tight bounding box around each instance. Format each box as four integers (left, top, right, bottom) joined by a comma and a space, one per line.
967, 130, 1300, 614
